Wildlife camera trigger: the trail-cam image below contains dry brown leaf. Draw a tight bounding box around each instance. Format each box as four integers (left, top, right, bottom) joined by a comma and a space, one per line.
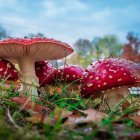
10, 97, 49, 115
26, 114, 53, 124
137, 110, 140, 116
26, 115, 44, 124
53, 107, 72, 121
63, 109, 108, 128
63, 112, 84, 128
26, 107, 72, 124
25, 107, 107, 126
129, 115, 140, 128
80, 109, 108, 124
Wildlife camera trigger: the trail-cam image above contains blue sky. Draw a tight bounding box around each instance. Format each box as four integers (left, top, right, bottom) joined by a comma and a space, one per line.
0, 0, 140, 45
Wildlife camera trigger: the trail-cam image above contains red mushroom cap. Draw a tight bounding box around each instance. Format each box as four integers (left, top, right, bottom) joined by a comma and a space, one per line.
81, 58, 140, 97
55, 64, 84, 83
35, 61, 55, 86
0, 59, 18, 81
0, 37, 74, 61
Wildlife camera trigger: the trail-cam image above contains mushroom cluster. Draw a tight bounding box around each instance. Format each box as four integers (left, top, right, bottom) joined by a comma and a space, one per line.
1, 37, 140, 112
35, 61, 55, 86
0, 37, 74, 97
81, 58, 140, 109
50, 64, 84, 92
0, 59, 18, 91
55, 64, 84, 83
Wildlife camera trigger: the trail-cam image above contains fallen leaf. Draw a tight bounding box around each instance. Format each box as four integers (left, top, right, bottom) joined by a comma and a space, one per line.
53, 107, 72, 121
80, 109, 108, 124
26, 107, 72, 124
26, 114, 52, 124
63, 109, 108, 128
137, 110, 140, 116
26, 115, 43, 124
10, 97, 49, 115
129, 115, 140, 128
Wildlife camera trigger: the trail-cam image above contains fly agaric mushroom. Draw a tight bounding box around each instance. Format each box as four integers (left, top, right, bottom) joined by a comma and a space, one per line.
55, 64, 84, 83
0, 37, 73, 97
53, 64, 84, 91
81, 58, 140, 109
35, 61, 55, 86
0, 59, 18, 91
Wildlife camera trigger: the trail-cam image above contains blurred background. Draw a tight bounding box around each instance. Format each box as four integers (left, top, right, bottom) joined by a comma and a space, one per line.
0, 0, 140, 67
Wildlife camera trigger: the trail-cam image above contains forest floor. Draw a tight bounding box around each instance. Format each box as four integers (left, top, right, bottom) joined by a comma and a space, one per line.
0, 84, 140, 140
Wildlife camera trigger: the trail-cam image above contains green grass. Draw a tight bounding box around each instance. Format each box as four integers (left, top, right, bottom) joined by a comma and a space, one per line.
0, 84, 140, 140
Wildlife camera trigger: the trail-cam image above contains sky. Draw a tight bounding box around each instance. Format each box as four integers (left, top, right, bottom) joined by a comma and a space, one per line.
0, 0, 140, 46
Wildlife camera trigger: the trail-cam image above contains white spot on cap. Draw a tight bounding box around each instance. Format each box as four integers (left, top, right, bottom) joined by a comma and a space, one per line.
109, 75, 113, 79
103, 70, 106, 74
109, 69, 117, 73
121, 68, 124, 71
66, 75, 69, 78
95, 76, 99, 80
118, 78, 122, 82
73, 75, 76, 78
103, 82, 107, 85
58, 69, 61, 73
0, 68, 3, 71
87, 83, 93, 87
98, 85, 101, 87
124, 73, 126, 75
89, 75, 93, 79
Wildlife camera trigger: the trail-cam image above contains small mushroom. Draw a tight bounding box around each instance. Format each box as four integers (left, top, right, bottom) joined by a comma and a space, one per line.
81, 58, 140, 110
0, 59, 18, 91
35, 61, 55, 86
54, 64, 84, 91
0, 37, 73, 97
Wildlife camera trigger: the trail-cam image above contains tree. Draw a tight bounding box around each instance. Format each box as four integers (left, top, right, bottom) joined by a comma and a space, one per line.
0, 26, 9, 39
27, 32, 45, 38
92, 35, 122, 59
69, 35, 122, 66
74, 39, 93, 56
122, 32, 140, 63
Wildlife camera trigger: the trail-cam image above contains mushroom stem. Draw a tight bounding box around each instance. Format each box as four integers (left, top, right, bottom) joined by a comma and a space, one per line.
17, 57, 39, 97
100, 87, 130, 110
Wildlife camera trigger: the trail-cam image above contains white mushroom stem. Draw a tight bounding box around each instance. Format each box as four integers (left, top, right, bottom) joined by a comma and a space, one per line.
17, 57, 39, 97
100, 87, 130, 110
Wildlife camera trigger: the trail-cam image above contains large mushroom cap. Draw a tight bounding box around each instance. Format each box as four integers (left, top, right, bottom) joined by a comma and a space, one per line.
81, 58, 140, 97
35, 61, 55, 86
0, 59, 18, 81
0, 37, 74, 61
55, 64, 84, 83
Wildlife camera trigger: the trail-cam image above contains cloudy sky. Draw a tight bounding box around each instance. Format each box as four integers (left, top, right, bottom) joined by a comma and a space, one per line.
0, 0, 140, 45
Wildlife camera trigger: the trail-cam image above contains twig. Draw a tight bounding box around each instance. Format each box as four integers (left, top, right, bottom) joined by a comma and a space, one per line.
6, 107, 19, 129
